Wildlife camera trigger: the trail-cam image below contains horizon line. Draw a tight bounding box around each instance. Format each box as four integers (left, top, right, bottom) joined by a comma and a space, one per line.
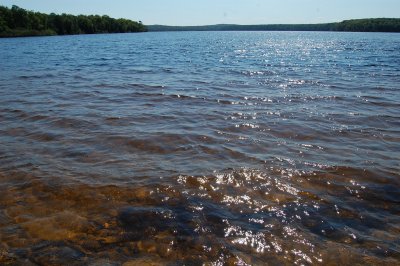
146, 17, 400, 27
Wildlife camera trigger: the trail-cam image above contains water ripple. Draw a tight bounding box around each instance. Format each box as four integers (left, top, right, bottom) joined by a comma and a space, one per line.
0, 31, 399, 264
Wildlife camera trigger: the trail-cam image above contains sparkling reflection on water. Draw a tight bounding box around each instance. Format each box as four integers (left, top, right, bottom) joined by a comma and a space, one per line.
0, 32, 399, 265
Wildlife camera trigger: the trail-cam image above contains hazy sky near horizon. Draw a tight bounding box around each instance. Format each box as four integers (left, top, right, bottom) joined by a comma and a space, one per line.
1, 0, 399, 25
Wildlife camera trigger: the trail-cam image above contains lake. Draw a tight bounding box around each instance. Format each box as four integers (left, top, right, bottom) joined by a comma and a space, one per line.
0, 31, 399, 265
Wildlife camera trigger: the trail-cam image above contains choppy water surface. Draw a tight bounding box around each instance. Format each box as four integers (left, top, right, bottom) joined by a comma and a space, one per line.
0, 31, 399, 265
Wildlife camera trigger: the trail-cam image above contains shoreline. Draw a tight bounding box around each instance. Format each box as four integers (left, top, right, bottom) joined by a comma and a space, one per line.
1, 29, 399, 39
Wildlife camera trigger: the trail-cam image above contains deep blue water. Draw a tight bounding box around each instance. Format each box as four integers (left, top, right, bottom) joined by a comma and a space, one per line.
0, 31, 399, 265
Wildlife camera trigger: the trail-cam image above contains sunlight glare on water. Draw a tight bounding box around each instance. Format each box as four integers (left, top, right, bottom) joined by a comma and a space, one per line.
0, 31, 399, 265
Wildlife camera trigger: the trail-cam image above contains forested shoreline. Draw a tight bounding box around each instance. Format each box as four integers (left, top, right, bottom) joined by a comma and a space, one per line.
0, 5, 147, 37
149, 18, 400, 32
1, 5, 399, 38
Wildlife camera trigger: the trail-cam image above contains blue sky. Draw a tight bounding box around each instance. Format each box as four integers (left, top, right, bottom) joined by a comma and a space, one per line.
1, 0, 399, 25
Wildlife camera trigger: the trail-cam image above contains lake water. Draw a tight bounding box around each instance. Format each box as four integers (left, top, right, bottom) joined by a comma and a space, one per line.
0, 31, 399, 265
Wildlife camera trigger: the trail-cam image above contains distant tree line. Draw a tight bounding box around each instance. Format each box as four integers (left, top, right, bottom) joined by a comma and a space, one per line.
336, 18, 400, 32
0, 5, 147, 37
148, 18, 400, 33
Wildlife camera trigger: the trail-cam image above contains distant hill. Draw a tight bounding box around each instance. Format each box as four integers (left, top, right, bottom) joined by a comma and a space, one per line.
0, 5, 147, 37
148, 18, 400, 33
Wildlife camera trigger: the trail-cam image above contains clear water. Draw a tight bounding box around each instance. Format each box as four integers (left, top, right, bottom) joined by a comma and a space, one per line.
0, 31, 399, 265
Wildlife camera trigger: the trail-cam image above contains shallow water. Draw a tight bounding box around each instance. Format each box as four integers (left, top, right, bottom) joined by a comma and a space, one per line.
0, 31, 399, 265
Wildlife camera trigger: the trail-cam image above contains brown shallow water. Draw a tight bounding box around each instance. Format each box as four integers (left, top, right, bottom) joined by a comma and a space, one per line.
0, 32, 399, 265
1, 168, 399, 265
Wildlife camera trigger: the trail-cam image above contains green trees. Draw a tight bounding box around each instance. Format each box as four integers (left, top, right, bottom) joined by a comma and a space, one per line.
148, 19, 400, 33
335, 18, 400, 32
0, 5, 147, 37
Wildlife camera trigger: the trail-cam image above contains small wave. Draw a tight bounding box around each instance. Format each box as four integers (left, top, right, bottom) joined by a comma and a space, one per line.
126, 83, 166, 90
50, 117, 97, 130
27, 131, 60, 142
17, 73, 55, 80
106, 134, 192, 154
240, 70, 276, 76
217, 99, 241, 105
1, 109, 30, 119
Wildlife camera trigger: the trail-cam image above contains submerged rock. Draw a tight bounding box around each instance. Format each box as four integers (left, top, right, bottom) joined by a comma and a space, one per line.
118, 206, 174, 240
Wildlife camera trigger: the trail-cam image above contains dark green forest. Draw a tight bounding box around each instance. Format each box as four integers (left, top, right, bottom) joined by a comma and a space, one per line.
148, 18, 400, 32
0, 5, 147, 37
